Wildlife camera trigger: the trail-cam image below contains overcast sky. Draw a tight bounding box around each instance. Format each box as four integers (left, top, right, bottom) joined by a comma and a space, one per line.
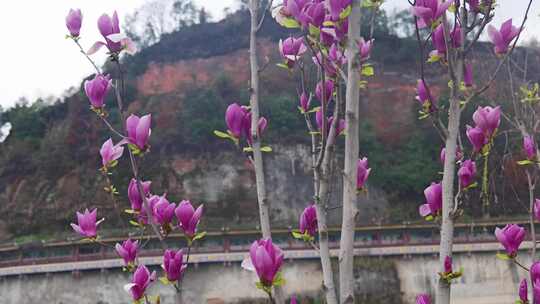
0, 0, 537, 108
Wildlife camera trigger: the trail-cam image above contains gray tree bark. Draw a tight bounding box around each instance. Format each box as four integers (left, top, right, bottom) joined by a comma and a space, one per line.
248, 1, 284, 303
338, 1, 362, 303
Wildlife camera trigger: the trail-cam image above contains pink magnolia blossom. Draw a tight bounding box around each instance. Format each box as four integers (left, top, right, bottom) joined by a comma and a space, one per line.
70, 208, 103, 238
99, 138, 124, 167
524, 135, 536, 160
115, 239, 138, 266
87, 11, 137, 55
125, 114, 152, 151
356, 157, 371, 190
411, 0, 452, 28
175, 200, 203, 238
488, 19, 521, 55
419, 182, 442, 217
494, 224, 525, 257
299, 204, 317, 237
249, 238, 284, 286
65, 9, 82, 37
84, 74, 111, 109
125, 265, 156, 301
163, 249, 187, 282
458, 159, 476, 188
128, 178, 152, 211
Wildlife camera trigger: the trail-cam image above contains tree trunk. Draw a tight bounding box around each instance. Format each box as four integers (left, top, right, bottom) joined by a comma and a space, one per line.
338, 1, 362, 303
436, 15, 464, 304
314, 84, 342, 304
248, 1, 284, 303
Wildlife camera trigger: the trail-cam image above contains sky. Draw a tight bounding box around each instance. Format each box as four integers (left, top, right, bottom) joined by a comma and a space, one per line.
0, 0, 537, 108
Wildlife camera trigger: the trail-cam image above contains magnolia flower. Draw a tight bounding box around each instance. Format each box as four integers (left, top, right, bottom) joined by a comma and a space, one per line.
534, 279, 540, 304
531, 261, 540, 285
125, 265, 156, 301
519, 279, 528, 303
472, 106, 501, 138
299, 92, 311, 113
175, 200, 203, 238
357, 157, 371, 190
243, 113, 268, 145
115, 239, 139, 266
416, 79, 435, 112
534, 199, 540, 222
443, 256, 453, 274
128, 178, 152, 211
65, 9, 82, 37
358, 37, 374, 61
412, 0, 452, 28
299, 204, 317, 237
463, 63, 473, 87
524, 135, 536, 160
126, 114, 152, 151
328, 0, 351, 21
301, 2, 325, 28
152, 196, 176, 226
84, 74, 111, 109
419, 182, 442, 217
88, 11, 137, 55
315, 79, 334, 103
488, 19, 521, 55
225, 103, 248, 139
494, 224, 525, 257
458, 159, 476, 188
466, 125, 487, 153
328, 43, 347, 67
163, 249, 187, 282
100, 138, 124, 168
416, 294, 431, 304
440, 147, 463, 165
249, 238, 284, 286
430, 24, 447, 59
70, 208, 103, 238
290, 296, 298, 304
279, 37, 307, 68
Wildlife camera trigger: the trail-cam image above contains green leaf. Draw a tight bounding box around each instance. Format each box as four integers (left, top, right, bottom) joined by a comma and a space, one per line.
358, 80, 368, 89
322, 21, 335, 27
214, 130, 231, 139
517, 159, 534, 166
124, 209, 137, 214
463, 182, 478, 191
291, 231, 304, 239
108, 160, 118, 168
308, 106, 321, 113
255, 281, 265, 290
496, 253, 511, 260
159, 277, 171, 285
309, 131, 321, 135
277, 63, 290, 70
427, 54, 441, 63
339, 5, 352, 19
361, 65, 374, 77
192, 231, 207, 242
424, 215, 434, 221
243, 147, 254, 152
261, 146, 273, 152
308, 24, 321, 37
129, 220, 141, 227
272, 272, 286, 287
281, 17, 300, 28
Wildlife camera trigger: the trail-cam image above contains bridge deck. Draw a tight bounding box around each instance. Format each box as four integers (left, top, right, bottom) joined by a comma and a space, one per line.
0, 241, 529, 277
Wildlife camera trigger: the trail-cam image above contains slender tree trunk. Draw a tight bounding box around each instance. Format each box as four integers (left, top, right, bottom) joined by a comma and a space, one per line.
527, 171, 537, 259
248, 1, 284, 303
314, 85, 342, 304
436, 11, 464, 304
338, 1, 362, 303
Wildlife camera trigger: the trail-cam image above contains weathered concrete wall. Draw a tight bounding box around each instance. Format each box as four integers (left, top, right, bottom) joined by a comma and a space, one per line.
0, 252, 526, 304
